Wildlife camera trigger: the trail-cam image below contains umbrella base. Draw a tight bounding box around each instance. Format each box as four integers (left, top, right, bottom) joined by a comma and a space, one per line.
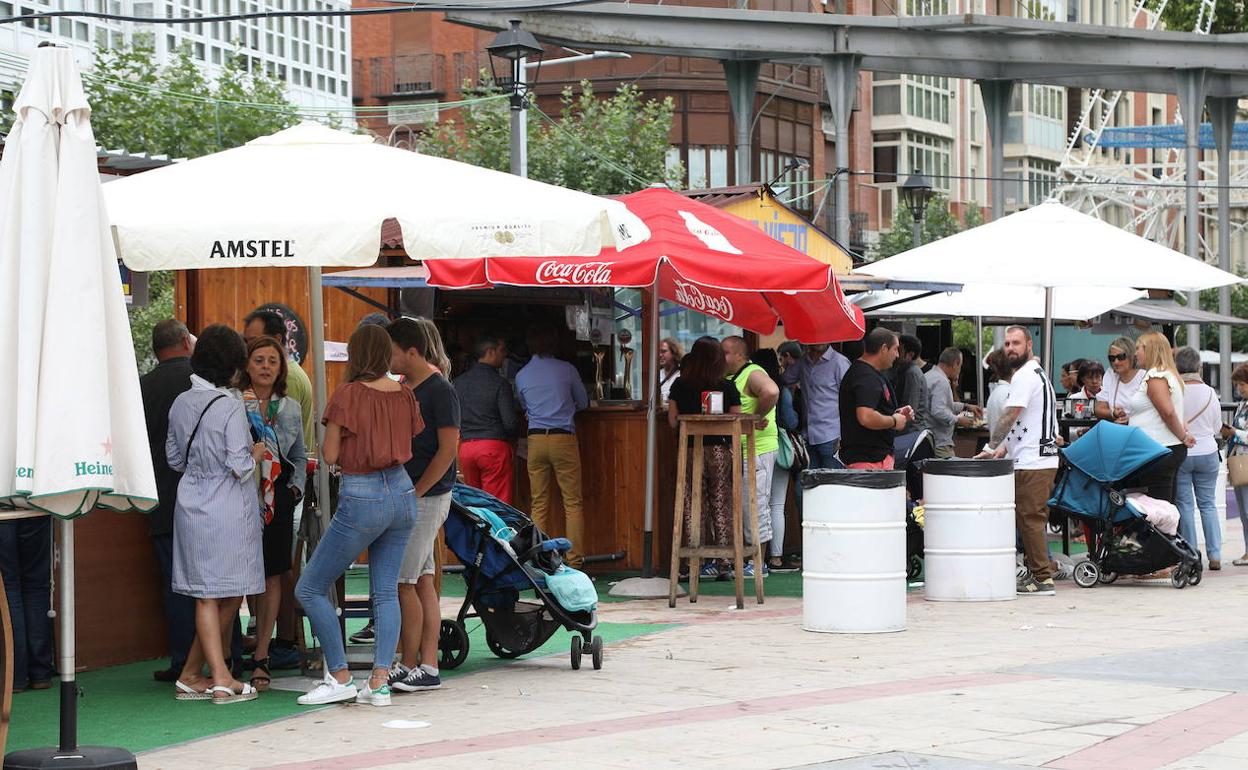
4, 747, 137, 770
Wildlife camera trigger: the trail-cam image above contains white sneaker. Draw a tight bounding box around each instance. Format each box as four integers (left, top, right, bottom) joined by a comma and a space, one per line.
297, 673, 357, 705
356, 682, 391, 707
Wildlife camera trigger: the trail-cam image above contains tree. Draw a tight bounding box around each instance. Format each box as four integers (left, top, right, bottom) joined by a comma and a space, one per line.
86, 37, 299, 158
870, 193, 971, 260
1199, 282, 1248, 352
1162, 0, 1248, 34
82, 37, 301, 372
417, 81, 681, 196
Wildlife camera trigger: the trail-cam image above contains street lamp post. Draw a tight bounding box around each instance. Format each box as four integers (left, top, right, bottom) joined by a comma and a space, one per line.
487, 20, 544, 178
899, 170, 933, 249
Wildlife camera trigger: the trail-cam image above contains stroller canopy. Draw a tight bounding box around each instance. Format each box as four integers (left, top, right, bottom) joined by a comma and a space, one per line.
1060, 421, 1170, 483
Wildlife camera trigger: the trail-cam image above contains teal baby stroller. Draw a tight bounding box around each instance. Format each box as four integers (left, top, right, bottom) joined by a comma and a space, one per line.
1047, 422, 1202, 589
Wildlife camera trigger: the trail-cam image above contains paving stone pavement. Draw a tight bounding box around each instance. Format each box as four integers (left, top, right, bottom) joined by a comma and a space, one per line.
140, 532, 1248, 770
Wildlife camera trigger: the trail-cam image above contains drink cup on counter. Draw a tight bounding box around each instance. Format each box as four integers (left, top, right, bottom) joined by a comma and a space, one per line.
701, 390, 724, 414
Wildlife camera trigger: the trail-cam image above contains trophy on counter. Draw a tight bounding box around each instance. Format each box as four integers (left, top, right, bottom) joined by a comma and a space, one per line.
618, 328, 634, 400
591, 326, 606, 401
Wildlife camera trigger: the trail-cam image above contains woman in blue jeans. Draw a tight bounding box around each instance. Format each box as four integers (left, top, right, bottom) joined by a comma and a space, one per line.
1173, 348, 1223, 569
295, 325, 425, 707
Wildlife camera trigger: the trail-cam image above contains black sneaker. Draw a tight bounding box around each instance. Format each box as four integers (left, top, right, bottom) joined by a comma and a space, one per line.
392, 666, 442, 693
1017, 574, 1056, 596
349, 622, 375, 644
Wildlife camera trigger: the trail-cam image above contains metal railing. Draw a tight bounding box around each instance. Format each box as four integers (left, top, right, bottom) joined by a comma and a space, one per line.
367, 54, 446, 99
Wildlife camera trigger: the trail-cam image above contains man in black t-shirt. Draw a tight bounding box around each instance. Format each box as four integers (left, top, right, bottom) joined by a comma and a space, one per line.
838, 328, 914, 469
387, 318, 461, 694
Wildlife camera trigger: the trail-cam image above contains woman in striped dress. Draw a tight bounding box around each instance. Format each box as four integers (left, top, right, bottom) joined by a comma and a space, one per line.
166, 324, 266, 704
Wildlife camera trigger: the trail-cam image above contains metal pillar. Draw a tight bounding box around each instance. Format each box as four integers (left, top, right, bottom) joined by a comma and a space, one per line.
510, 57, 528, 178
821, 54, 861, 245
641, 279, 660, 578
1177, 69, 1208, 349
1210, 95, 1236, 401
307, 267, 331, 534
911, 218, 922, 249
977, 79, 1015, 222
723, 60, 760, 186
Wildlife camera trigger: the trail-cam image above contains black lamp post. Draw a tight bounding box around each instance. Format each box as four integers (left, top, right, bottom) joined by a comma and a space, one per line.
899, 170, 933, 248
487, 19, 544, 177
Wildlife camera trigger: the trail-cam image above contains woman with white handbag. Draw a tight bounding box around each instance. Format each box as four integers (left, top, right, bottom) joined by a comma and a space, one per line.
1224, 365, 1248, 567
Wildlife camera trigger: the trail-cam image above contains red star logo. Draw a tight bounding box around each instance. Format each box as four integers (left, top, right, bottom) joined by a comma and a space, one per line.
101, 439, 113, 456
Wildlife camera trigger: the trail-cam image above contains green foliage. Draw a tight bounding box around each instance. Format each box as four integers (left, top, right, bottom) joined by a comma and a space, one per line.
870, 193, 974, 260
128, 271, 176, 375
1199, 282, 1248, 352
1161, 0, 1248, 33
85, 37, 298, 158
417, 81, 682, 196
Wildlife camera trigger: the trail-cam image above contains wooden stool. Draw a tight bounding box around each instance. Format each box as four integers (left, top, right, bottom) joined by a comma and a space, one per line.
668, 414, 765, 609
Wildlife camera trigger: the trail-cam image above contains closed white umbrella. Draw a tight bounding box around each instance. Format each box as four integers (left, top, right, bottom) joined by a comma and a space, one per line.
102, 121, 649, 270
0, 44, 151, 768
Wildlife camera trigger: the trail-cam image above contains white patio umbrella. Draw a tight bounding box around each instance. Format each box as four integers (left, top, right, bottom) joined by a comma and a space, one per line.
0, 44, 153, 768
853, 284, 1146, 321
857, 201, 1244, 371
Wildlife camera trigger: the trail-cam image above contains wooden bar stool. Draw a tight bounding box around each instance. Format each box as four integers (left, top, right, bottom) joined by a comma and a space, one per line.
668, 414, 765, 610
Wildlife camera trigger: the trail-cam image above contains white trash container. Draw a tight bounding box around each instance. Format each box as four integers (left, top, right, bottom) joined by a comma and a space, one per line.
801, 469, 906, 633
1210, 460, 1228, 548
922, 459, 1016, 602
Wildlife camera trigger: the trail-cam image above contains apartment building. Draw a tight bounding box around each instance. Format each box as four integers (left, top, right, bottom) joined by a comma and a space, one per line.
0, 0, 353, 115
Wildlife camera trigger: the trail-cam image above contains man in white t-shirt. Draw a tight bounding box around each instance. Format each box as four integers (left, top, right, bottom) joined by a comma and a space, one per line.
981, 326, 1059, 596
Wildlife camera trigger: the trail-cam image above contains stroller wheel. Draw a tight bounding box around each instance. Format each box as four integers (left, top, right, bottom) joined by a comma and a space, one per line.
590, 635, 604, 671
1098, 571, 1118, 585
1188, 564, 1203, 586
485, 631, 523, 659
906, 554, 923, 582
570, 635, 583, 670
1171, 569, 1189, 589
438, 619, 469, 670
1072, 561, 1100, 588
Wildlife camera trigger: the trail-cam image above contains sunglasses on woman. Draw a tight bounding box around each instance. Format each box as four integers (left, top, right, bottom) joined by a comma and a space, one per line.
1107, 353, 1129, 363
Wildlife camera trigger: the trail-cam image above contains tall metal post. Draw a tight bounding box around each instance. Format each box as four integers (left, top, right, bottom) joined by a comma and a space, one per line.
911, 218, 922, 249
1177, 69, 1208, 350
977, 79, 1015, 222
1042, 288, 1055, 378
1210, 95, 1236, 401
975, 316, 985, 405
821, 54, 861, 245
510, 57, 528, 178
57, 519, 76, 752
723, 61, 761, 186
641, 279, 660, 578
307, 268, 331, 533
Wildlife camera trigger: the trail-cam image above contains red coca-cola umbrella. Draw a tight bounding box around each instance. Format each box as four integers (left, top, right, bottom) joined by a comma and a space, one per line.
424, 186, 865, 343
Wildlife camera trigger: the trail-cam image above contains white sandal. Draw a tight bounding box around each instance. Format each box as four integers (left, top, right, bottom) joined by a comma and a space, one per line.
210, 683, 258, 705
174, 680, 212, 701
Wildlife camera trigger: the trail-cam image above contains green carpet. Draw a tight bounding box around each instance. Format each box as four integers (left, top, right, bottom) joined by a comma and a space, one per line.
4, 618, 674, 755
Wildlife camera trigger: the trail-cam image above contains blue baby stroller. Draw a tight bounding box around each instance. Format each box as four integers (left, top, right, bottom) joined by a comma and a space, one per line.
438, 484, 602, 671
1047, 422, 1202, 589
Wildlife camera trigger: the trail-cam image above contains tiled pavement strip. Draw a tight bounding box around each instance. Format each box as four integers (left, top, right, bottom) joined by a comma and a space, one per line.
142, 534, 1248, 770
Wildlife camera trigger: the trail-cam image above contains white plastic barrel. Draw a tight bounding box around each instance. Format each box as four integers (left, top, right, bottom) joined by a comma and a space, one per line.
922, 459, 1016, 602
801, 469, 906, 633
1212, 460, 1228, 546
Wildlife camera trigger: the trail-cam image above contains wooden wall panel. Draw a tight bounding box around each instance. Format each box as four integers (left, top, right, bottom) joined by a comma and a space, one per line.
180, 266, 391, 398
61, 510, 166, 670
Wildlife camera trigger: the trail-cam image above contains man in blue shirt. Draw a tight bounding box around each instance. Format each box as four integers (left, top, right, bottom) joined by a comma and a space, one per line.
515, 325, 590, 566
783, 343, 851, 468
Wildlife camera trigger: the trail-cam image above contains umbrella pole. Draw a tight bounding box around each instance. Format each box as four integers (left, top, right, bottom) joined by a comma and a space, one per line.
975, 316, 984, 405
307, 267, 332, 533
1042, 287, 1055, 379
641, 279, 660, 579
57, 518, 75, 753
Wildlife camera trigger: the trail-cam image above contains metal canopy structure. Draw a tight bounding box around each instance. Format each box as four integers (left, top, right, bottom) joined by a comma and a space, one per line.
446, 6, 1248, 94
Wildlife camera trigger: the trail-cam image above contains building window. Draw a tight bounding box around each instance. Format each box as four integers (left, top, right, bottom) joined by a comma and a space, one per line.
905, 132, 951, 191
873, 84, 900, 116
906, 75, 950, 124
687, 145, 729, 189
1026, 159, 1059, 205
905, 0, 949, 15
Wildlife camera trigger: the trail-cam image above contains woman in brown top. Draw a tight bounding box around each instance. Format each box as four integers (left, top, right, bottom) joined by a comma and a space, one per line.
293, 325, 423, 708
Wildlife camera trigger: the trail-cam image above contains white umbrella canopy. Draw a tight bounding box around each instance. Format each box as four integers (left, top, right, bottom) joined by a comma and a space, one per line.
857, 201, 1243, 292
0, 45, 156, 519
102, 121, 650, 271
854, 283, 1146, 321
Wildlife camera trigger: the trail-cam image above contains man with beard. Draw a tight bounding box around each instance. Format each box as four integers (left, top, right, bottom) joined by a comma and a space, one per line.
980, 326, 1059, 596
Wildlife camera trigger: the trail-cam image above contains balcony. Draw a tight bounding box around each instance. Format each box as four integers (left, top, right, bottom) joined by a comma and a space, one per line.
452, 51, 493, 91
367, 54, 446, 100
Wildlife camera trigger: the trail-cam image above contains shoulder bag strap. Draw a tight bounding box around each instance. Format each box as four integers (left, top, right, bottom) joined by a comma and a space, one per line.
1190, 388, 1216, 421
185, 394, 229, 461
